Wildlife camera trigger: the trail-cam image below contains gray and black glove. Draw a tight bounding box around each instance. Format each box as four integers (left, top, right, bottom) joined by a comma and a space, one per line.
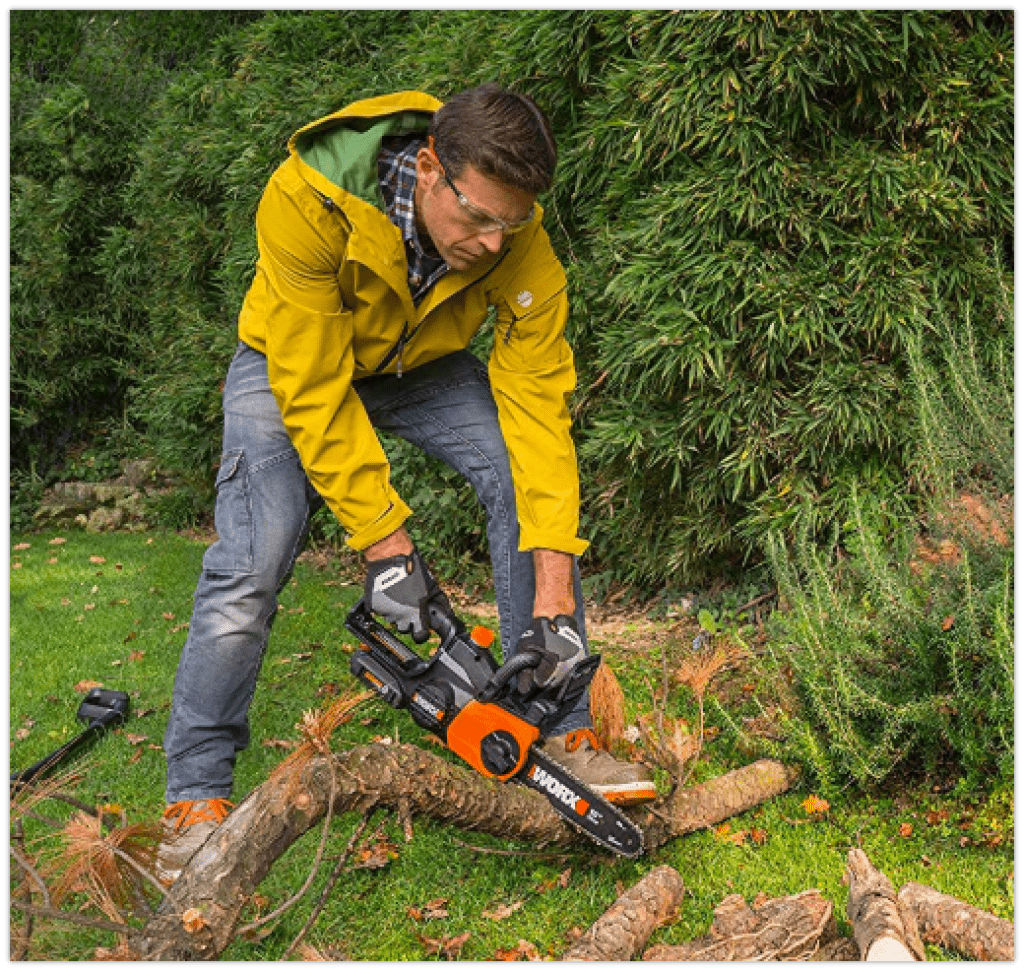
515, 615, 587, 693
364, 549, 449, 644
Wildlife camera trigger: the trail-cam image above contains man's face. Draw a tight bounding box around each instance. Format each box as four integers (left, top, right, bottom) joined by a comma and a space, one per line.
414, 148, 537, 272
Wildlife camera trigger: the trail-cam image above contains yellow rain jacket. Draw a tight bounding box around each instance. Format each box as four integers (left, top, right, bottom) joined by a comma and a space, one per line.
238, 91, 588, 556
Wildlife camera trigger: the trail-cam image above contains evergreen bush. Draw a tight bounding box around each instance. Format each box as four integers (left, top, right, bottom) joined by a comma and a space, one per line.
538, 10, 1013, 585
760, 285, 1012, 792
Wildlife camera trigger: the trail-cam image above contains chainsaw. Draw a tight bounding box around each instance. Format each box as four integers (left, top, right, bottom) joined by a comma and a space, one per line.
345, 599, 644, 857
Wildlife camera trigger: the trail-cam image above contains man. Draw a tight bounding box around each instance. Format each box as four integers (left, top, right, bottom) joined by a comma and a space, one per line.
158, 84, 655, 882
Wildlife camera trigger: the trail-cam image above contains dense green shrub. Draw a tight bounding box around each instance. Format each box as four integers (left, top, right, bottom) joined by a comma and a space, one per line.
760, 288, 1013, 792
540, 10, 1013, 585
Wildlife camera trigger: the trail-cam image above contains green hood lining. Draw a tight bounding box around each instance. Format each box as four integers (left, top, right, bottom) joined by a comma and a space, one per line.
294, 109, 433, 208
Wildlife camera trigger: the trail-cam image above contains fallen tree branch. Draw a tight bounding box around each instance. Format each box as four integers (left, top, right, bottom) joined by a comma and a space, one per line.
845, 848, 925, 961
562, 866, 684, 960
120, 744, 797, 959
898, 881, 1014, 961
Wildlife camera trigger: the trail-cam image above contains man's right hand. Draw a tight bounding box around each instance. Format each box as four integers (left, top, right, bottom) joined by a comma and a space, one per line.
364, 549, 447, 644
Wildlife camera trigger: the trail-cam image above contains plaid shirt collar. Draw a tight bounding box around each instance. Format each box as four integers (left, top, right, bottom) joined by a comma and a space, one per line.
378, 135, 449, 305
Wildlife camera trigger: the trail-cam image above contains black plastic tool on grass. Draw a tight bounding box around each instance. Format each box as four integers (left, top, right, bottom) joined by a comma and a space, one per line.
10, 688, 131, 789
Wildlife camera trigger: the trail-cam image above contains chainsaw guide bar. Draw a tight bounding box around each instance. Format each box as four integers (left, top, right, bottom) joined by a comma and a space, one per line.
345, 600, 644, 858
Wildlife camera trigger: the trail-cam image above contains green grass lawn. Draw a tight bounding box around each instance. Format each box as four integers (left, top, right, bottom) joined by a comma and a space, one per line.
9, 529, 1014, 960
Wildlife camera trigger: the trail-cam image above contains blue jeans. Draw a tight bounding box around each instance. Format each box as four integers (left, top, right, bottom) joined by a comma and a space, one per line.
163, 342, 591, 802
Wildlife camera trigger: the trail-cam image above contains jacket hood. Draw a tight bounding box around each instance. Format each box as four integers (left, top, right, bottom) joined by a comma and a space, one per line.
289, 91, 441, 206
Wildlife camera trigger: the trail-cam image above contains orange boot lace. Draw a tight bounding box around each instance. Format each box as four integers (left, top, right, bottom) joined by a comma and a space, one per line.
564, 728, 602, 752
162, 798, 234, 832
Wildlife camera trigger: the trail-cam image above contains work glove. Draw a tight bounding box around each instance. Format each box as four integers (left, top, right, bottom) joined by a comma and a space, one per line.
364, 549, 450, 644
515, 615, 587, 693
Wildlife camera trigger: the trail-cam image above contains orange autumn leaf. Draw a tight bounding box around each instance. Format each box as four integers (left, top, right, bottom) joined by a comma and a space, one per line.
899, 822, 914, 837
182, 907, 208, 933
802, 794, 830, 814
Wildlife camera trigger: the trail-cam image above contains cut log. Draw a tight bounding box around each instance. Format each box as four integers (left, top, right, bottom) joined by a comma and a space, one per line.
121, 744, 797, 960
562, 865, 684, 961
898, 881, 1014, 962
644, 889, 836, 961
656, 758, 800, 840
844, 848, 925, 961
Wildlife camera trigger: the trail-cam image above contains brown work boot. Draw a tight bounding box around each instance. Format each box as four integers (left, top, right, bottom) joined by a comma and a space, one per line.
540, 729, 656, 805
155, 798, 234, 885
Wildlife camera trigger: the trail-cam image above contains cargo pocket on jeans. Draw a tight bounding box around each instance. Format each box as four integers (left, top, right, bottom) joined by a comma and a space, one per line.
202, 450, 254, 577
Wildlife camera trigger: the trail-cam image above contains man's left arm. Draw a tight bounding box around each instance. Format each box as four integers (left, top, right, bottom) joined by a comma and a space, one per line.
487, 227, 589, 685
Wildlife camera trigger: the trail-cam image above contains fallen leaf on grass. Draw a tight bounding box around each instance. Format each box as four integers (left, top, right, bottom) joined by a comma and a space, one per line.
802, 794, 830, 815
899, 822, 914, 837
74, 680, 103, 693
419, 931, 471, 960
534, 868, 572, 893
89, 556, 106, 565
482, 901, 524, 921
127, 649, 145, 662
49, 537, 67, 546
494, 939, 541, 960
408, 897, 450, 921
13, 542, 31, 551
353, 837, 399, 870
714, 822, 748, 845
121, 733, 149, 745
262, 739, 298, 751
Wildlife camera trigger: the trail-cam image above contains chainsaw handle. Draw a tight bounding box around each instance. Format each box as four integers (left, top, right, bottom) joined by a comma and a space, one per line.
427, 599, 466, 642
478, 650, 544, 702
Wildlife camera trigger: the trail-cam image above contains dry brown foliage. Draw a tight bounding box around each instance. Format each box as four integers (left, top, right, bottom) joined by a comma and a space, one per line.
267, 686, 372, 791
41, 810, 160, 922
588, 661, 626, 751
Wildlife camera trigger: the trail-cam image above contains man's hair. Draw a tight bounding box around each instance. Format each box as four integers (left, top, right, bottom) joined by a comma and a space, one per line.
428, 83, 557, 194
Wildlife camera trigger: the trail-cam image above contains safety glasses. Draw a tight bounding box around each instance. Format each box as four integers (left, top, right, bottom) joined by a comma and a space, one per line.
428, 139, 536, 235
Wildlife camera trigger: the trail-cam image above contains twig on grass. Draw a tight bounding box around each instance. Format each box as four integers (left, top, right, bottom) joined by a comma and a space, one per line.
280, 812, 372, 960
10, 843, 52, 908
9, 899, 138, 936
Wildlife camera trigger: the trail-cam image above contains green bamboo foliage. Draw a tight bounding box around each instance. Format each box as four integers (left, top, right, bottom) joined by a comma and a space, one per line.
547, 11, 1013, 584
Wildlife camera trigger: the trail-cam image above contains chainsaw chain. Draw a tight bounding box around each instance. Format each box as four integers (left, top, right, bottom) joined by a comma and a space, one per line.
517, 745, 645, 858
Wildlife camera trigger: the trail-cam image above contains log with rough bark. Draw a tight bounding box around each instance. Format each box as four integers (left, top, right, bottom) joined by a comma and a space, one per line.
120, 744, 796, 960
845, 848, 925, 962
644, 889, 837, 961
561, 866, 684, 961
898, 881, 1014, 962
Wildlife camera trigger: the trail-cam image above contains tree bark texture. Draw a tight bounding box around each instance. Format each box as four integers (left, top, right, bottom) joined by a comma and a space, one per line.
898, 881, 1014, 962
123, 744, 796, 960
845, 849, 925, 962
643, 889, 837, 961
561, 866, 684, 961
